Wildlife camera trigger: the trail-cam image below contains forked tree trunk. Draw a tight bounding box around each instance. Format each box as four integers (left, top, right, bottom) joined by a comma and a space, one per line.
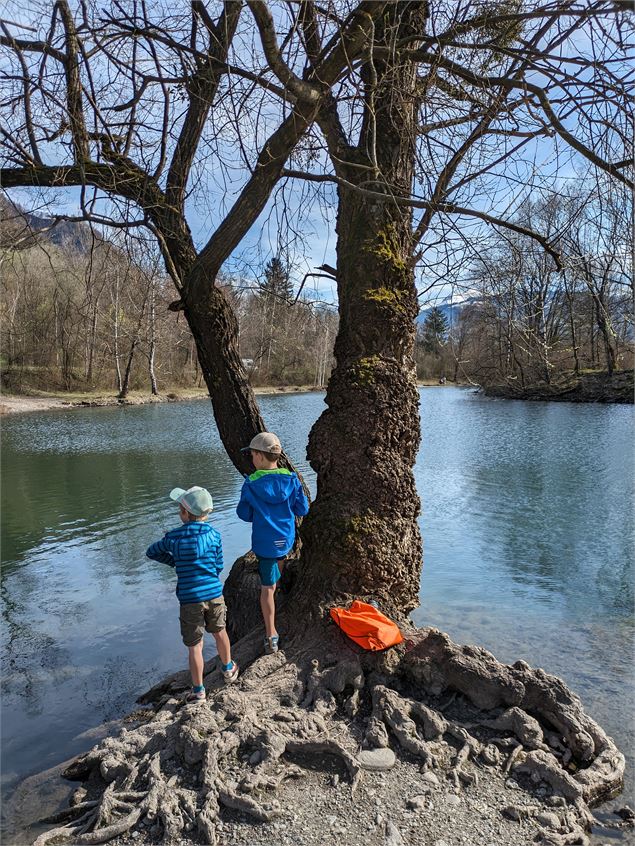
593, 294, 617, 376
292, 2, 426, 620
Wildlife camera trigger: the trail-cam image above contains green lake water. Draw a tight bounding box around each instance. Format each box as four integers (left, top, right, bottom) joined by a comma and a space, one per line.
1, 387, 633, 830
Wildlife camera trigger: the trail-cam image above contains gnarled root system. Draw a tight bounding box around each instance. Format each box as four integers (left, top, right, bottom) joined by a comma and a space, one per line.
33, 626, 624, 846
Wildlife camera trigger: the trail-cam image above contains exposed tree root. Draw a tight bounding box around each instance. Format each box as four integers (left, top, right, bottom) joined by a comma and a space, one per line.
33, 623, 624, 846
402, 628, 625, 805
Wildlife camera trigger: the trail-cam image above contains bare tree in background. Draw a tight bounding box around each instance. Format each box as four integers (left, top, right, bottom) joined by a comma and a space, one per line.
461, 178, 633, 387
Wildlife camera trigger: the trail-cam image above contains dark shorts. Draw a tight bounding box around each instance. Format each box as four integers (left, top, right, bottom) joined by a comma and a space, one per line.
179, 597, 226, 647
257, 557, 282, 587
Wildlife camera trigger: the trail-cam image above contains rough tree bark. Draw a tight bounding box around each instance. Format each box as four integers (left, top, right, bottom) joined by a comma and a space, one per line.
294, 3, 425, 620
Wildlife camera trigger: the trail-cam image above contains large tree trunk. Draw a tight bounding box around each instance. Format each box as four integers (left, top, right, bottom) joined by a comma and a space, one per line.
297, 200, 422, 619
183, 265, 267, 477
292, 3, 426, 621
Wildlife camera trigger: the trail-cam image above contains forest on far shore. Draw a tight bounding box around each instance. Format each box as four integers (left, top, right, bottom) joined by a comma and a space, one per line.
1, 183, 632, 398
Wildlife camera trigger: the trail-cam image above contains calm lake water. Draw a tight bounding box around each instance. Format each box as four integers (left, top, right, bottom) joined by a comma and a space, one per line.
1, 388, 634, 821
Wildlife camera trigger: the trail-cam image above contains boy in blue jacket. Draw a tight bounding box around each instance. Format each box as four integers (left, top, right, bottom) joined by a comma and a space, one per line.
236, 433, 309, 654
146, 486, 238, 701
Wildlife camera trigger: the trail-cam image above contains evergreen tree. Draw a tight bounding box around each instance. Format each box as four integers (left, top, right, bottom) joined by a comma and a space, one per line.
256, 257, 294, 378
420, 306, 449, 355
259, 257, 293, 306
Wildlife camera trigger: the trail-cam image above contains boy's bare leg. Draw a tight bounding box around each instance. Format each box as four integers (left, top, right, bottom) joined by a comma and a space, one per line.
212, 629, 232, 666
260, 585, 278, 639
188, 640, 204, 687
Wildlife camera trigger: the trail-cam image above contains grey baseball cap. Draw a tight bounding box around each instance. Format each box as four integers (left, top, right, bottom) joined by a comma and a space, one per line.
240, 432, 282, 454
169, 486, 213, 516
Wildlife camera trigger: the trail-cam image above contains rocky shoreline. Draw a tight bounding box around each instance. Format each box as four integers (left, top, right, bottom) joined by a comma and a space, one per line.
482, 370, 634, 404
0, 386, 322, 416
4, 694, 633, 846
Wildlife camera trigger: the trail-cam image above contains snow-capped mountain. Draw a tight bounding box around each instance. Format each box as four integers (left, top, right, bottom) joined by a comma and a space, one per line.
417, 288, 482, 325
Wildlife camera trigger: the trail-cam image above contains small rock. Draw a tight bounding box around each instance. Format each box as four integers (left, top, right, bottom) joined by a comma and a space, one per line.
616, 806, 635, 822
375, 812, 384, 826
249, 751, 261, 765
357, 748, 396, 772
446, 794, 461, 807
505, 778, 521, 790
406, 795, 427, 811
385, 821, 405, 845
536, 811, 560, 829
421, 771, 440, 786
330, 774, 339, 787
131, 833, 140, 840
327, 815, 337, 827
433, 840, 449, 846
69, 788, 87, 807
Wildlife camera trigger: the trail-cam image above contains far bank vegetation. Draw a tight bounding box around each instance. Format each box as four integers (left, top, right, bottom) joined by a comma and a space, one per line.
416, 183, 633, 387
0, 201, 337, 395
1, 181, 632, 398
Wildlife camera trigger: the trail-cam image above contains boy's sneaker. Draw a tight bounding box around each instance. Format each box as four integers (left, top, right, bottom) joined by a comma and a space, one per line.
185, 687, 206, 703
264, 635, 279, 655
222, 662, 239, 684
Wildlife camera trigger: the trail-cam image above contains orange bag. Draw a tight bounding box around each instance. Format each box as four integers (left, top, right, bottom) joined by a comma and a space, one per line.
329, 600, 404, 652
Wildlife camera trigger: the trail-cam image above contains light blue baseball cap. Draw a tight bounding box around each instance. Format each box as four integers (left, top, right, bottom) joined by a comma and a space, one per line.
169, 486, 213, 516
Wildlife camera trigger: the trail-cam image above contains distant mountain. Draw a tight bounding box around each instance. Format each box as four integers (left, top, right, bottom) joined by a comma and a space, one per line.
417, 289, 482, 326
1, 195, 96, 254
23, 211, 96, 253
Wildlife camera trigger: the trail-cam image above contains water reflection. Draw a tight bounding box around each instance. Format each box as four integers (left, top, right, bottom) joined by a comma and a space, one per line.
413, 389, 634, 803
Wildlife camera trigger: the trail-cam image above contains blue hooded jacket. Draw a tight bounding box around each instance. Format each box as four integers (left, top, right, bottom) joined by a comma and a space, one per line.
236, 468, 309, 559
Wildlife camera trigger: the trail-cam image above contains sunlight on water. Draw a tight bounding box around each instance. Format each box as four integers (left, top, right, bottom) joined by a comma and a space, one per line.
1, 388, 633, 821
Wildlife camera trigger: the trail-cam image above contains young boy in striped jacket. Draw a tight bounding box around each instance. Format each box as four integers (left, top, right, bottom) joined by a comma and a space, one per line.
146, 485, 238, 701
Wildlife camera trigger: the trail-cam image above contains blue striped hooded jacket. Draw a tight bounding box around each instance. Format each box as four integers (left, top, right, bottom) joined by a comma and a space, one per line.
146, 521, 223, 605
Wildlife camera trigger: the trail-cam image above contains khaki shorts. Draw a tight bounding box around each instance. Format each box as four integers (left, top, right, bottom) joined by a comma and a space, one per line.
179, 597, 227, 647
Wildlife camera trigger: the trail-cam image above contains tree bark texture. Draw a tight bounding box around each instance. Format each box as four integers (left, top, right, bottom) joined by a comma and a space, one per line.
164, 264, 264, 476
294, 3, 427, 619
